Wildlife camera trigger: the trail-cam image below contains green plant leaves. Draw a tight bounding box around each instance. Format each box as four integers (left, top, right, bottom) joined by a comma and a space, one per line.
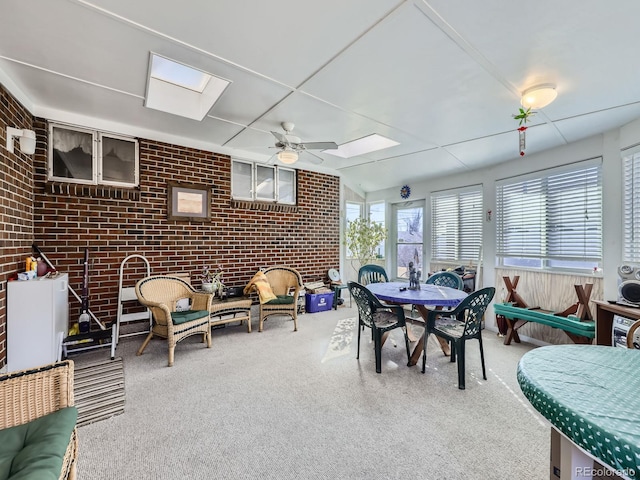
345, 217, 388, 270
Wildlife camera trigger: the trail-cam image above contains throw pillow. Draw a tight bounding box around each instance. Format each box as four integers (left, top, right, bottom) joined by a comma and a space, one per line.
175, 297, 192, 312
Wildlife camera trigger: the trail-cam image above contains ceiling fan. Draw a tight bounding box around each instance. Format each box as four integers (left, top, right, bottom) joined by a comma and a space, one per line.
270, 122, 338, 165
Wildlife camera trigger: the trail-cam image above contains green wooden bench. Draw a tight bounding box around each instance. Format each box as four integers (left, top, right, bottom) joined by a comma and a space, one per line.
495, 276, 595, 345
494, 303, 595, 344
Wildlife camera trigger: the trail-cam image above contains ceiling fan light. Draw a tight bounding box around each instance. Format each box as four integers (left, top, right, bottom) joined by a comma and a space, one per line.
277, 149, 298, 164
520, 84, 557, 109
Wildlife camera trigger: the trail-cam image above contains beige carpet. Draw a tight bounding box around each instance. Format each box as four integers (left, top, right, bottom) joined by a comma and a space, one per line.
73, 306, 551, 479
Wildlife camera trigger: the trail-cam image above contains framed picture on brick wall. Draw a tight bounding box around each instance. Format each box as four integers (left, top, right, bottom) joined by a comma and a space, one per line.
168, 181, 210, 221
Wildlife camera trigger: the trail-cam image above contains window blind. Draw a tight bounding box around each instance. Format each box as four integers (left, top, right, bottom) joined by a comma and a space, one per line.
431, 187, 482, 262
496, 160, 602, 266
623, 148, 640, 262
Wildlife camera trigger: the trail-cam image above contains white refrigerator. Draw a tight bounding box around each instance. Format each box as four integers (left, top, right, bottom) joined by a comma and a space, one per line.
7, 273, 69, 372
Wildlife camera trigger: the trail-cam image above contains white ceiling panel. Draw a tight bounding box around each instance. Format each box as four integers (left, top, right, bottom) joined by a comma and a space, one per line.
446, 124, 568, 170
301, 3, 519, 146
4, 62, 245, 151
339, 148, 464, 192
79, 0, 404, 87
1, 0, 639, 192
554, 105, 640, 145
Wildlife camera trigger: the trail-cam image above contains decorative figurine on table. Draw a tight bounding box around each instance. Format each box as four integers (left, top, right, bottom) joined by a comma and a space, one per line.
408, 261, 421, 290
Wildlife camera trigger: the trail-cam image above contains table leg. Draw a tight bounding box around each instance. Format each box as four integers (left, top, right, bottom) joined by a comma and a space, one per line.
407, 305, 451, 366
504, 318, 525, 345
406, 318, 419, 343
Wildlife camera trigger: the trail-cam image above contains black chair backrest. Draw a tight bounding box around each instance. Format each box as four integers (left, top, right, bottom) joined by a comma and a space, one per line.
426, 271, 464, 290
358, 264, 389, 285
452, 287, 495, 337
348, 281, 388, 328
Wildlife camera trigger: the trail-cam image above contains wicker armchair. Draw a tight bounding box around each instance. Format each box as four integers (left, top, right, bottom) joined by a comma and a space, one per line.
255, 266, 303, 332
135, 275, 212, 366
0, 360, 78, 480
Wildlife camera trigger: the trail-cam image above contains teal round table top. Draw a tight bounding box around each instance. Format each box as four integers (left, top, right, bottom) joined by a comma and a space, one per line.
517, 345, 640, 478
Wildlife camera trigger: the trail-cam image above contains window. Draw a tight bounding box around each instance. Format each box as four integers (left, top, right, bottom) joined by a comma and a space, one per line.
431, 186, 482, 263
368, 202, 386, 259
395, 203, 423, 278
496, 159, 602, 272
231, 160, 296, 204
49, 123, 139, 187
623, 146, 640, 262
345, 202, 363, 258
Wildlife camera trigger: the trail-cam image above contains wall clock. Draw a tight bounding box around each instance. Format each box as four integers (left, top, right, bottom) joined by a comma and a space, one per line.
400, 184, 411, 199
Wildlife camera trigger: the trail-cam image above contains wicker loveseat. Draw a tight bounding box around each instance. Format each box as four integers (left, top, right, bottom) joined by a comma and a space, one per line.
0, 360, 78, 480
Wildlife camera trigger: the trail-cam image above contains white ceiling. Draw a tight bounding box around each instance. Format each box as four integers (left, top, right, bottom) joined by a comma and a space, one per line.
2, 0, 640, 193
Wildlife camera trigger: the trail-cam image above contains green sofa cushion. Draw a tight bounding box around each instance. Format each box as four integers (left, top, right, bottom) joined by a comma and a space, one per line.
0, 406, 77, 480
171, 309, 209, 324
265, 295, 295, 305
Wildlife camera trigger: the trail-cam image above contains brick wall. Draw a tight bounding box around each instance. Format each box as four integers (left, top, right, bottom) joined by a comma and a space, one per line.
0, 85, 35, 368
0, 84, 340, 368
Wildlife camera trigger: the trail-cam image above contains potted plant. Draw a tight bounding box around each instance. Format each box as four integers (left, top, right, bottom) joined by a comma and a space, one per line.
345, 217, 388, 273
201, 265, 224, 296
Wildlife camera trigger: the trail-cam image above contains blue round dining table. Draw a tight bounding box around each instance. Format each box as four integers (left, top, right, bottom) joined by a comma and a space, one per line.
365, 281, 468, 365
365, 281, 467, 307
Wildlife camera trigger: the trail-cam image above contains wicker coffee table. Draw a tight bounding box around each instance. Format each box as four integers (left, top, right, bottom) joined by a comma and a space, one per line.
209, 297, 252, 332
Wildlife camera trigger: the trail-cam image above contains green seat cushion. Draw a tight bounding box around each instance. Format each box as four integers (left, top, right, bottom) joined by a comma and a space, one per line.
264, 295, 295, 305
171, 310, 209, 325
0, 406, 77, 480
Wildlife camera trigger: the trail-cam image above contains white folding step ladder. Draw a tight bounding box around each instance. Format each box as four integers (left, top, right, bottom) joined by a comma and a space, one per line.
116, 254, 152, 343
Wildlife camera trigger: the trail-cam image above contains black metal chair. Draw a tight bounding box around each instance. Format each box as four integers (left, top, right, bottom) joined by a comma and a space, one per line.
357, 264, 389, 285
421, 287, 496, 389
425, 271, 464, 290
348, 281, 411, 373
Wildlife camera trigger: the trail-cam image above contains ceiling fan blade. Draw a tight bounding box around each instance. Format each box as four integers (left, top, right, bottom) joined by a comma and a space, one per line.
301, 141, 338, 150
271, 131, 289, 146
305, 150, 324, 165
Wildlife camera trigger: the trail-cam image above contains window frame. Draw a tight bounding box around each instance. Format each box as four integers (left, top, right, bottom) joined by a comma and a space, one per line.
495, 158, 603, 273
48, 122, 139, 187
231, 159, 297, 205
430, 185, 483, 264
367, 201, 386, 260
345, 201, 363, 259
393, 201, 425, 280
622, 144, 640, 263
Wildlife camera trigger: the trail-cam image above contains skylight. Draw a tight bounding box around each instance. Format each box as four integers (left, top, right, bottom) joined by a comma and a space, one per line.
145, 53, 231, 121
323, 134, 399, 158
150, 55, 211, 93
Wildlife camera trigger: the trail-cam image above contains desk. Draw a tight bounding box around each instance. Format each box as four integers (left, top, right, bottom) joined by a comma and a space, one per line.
366, 282, 467, 366
594, 300, 640, 346
209, 297, 252, 332
517, 345, 640, 479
